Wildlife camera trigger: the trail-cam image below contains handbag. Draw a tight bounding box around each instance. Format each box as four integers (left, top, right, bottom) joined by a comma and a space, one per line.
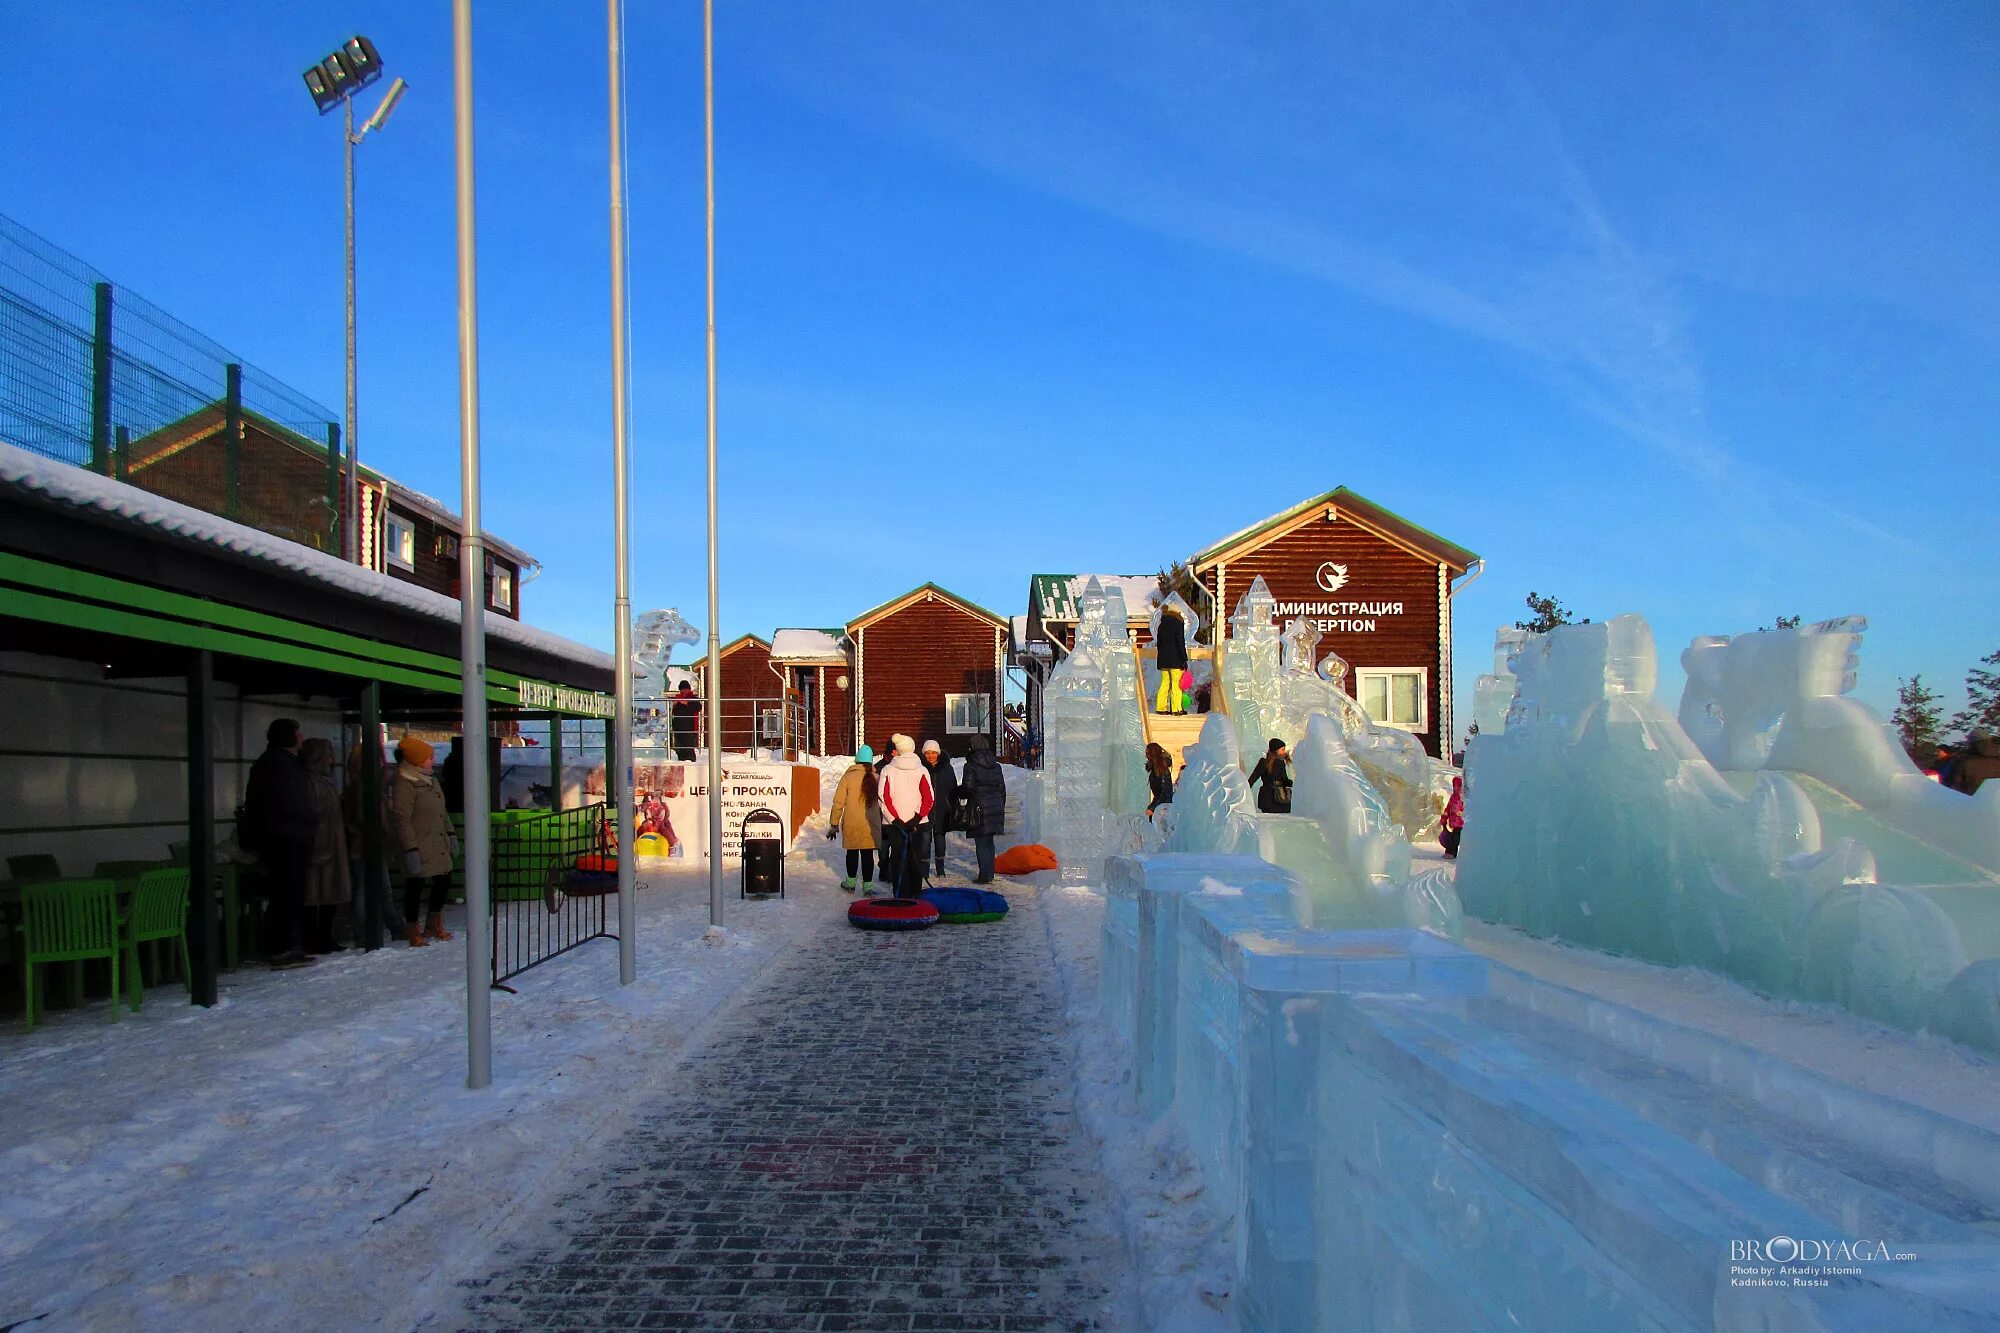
950, 795, 978, 834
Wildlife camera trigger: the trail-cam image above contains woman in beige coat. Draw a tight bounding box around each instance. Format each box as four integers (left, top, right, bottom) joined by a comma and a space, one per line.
828, 744, 883, 893
389, 736, 457, 946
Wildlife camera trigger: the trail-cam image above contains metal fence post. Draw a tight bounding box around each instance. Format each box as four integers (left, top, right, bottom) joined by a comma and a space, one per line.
185, 648, 218, 1007
90, 282, 113, 476
549, 715, 564, 812
114, 425, 130, 482
325, 423, 343, 553
223, 363, 243, 520
360, 680, 383, 949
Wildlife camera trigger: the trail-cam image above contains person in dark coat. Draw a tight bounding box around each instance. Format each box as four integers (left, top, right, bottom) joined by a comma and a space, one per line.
669, 684, 701, 761
1951, 733, 2000, 795
920, 739, 960, 879
957, 733, 1007, 883
1154, 602, 1190, 714
439, 736, 467, 815
242, 717, 317, 969
1145, 742, 1175, 820
1247, 738, 1293, 814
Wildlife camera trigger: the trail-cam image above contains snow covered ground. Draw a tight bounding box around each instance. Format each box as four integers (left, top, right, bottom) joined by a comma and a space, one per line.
0, 818, 1227, 1331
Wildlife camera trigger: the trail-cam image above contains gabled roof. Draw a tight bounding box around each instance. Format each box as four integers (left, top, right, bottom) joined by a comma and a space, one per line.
1028, 574, 1160, 624
1191, 487, 1477, 573
715, 633, 771, 659
847, 582, 1008, 634
771, 627, 851, 663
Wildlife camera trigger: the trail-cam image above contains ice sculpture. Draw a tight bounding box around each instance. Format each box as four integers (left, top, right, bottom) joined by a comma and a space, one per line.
1167, 713, 1261, 857
631, 608, 699, 744
1045, 640, 1109, 885
1680, 618, 2000, 873
1221, 577, 1284, 750
1471, 626, 1526, 736
1459, 614, 2000, 1052
1314, 648, 1442, 841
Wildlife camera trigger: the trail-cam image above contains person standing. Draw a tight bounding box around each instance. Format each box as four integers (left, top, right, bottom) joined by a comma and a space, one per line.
1247, 738, 1293, 814
878, 735, 934, 897
1951, 733, 2000, 795
920, 739, 959, 880
342, 738, 407, 948
1440, 775, 1466, 858
389, 737, 456, 946
669, 683, 701, 762
1145, 742, 1175, 821
297, 738, 351, 954
1154, 601, 1190, 715
956, 733, 1007, 884
828, 744, 882, 892
242, 717, 316, 969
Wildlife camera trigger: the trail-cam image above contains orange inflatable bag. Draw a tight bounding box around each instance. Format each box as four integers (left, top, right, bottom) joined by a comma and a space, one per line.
993, 843, 1059, 876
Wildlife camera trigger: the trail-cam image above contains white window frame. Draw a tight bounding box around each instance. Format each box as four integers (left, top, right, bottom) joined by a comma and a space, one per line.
488, 559, 514, 613
1356, 667, 1428, 732
945, 692, 992, 736
757, 707, 784, 742
384, 513, 416, 571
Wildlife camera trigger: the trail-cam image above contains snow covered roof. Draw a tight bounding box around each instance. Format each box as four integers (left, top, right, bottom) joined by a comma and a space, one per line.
378, 479, 537, 571
770, 628, 850, 663
0, 440, 613, 675
1028, 574, 1160, 624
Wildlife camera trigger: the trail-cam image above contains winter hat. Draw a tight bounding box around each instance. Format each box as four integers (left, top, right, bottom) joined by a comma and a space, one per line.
397, 736, 435, 767
1267, 737, 1286, 754
921, 739, 941, 755
855, 744, 874, 765
893, 734, 915, 755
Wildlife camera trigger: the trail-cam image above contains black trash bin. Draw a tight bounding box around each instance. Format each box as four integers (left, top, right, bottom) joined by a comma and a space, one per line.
740, 807, 786, 898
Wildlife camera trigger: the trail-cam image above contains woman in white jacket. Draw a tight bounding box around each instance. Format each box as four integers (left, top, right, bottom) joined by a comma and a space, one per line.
876, 735, 934, 897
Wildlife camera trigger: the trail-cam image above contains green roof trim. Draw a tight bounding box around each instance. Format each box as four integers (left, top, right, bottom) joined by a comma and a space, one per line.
1190, 486, 1478, 571
1028, 573, 1161, 623
847, 581, 1007, 633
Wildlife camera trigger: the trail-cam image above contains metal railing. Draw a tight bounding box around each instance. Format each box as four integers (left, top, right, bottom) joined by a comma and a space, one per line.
485, 801, 616, 989
640, 691, 812, 759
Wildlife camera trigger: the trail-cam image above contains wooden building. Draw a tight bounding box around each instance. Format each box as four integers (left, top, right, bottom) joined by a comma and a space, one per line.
1191, 487, 1479, 757
120, 402, 531, 621
771, 628, 854, 757
848, 583, 1007, 758
692, 634, 785, 753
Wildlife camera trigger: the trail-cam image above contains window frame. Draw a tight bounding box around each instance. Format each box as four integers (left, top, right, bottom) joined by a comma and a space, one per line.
945, 692, 992, 736
488, 559, 514, 613
384, 513, 416, 571
1355, 667, 1428, 732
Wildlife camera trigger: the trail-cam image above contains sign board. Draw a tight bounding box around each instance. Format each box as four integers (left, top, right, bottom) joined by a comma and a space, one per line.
632, 759, 801, 861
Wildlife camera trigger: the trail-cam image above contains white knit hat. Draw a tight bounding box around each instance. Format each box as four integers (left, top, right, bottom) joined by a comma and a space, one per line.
893, 734, 915, 755
921, 738, 941, 754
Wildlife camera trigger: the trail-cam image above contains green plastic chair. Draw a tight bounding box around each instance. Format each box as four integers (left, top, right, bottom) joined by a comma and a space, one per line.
21, 879, 125, 1027
121, 868, 192, 1009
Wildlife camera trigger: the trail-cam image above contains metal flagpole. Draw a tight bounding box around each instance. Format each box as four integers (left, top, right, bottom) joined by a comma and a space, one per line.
703, 0, 724, 927
450, 0, 493, 1091
608, 0, 637, 984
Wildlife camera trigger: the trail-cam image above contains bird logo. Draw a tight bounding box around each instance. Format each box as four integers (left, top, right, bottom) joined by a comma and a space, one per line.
1316, 562, 1350, 593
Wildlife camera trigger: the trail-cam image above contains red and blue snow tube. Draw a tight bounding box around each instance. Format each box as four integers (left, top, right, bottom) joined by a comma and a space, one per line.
847, 897, 939, 931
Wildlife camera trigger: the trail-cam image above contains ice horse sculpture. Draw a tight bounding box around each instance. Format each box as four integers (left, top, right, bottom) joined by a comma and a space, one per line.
631, 608, 700, 744
1458, 613, 2000, 1053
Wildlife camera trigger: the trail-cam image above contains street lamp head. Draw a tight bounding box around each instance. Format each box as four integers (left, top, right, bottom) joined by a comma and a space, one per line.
360, 78, 409, 136
302, 34, 384, 115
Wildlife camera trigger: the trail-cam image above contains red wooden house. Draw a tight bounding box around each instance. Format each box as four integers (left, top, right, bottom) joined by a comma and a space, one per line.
771, 628, 854, 757
848, 583, 1008, 759
1191, 487, 1479, 757
692, 633, 787, 753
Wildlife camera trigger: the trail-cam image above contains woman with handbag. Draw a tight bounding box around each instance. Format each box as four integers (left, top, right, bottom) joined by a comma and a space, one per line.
1247, 737, 1293, 814
957, 733, 1007, 884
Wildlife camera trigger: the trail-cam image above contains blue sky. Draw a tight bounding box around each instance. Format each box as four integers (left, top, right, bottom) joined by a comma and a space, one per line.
6, 2, 1997, 732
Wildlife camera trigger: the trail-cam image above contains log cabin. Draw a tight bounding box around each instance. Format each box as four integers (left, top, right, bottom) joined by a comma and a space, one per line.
848, 583, 1008, 759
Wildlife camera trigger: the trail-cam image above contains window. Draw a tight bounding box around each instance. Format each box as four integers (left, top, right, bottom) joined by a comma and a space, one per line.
758, 708, 784, 742
1356, 669, 1427, 731
488, 559, 514, 613
384, 513, 415, 570
946, 692, 992, 735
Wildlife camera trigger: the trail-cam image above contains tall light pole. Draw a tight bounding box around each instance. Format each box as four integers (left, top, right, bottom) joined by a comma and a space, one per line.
608, 0, 637, 983
703, 0, 725, 927
447, 1, 493, 1091
303, 38, 407, 565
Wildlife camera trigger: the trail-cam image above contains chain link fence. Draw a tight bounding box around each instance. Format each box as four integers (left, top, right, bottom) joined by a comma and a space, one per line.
0, 212, 346, 552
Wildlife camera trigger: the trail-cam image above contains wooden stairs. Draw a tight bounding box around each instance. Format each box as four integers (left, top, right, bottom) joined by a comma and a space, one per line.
1136, 644, 1227, 769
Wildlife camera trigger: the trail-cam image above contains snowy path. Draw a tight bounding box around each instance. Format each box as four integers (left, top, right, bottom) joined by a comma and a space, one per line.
442, 878, 1137, 1333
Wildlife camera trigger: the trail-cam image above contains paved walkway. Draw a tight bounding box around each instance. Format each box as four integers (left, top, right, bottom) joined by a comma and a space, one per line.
452, 882, 1130, 1332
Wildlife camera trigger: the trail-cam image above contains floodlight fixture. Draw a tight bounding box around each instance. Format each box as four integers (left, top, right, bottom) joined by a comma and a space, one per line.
301, 34, 383, 115
360, 77, 409, 136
